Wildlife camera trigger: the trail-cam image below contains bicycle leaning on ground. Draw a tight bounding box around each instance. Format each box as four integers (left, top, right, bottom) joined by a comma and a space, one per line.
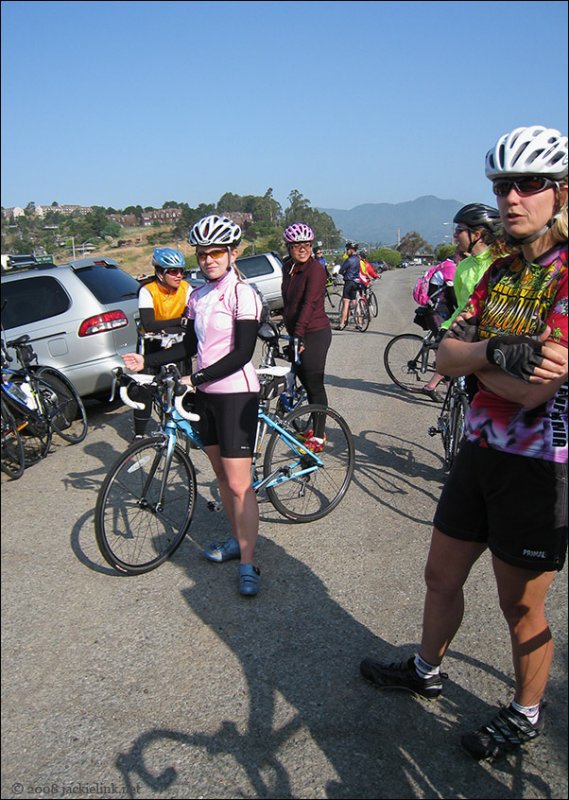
428, 375, 469, 471
94, 356, 355, 575
383, 306, 440, 392
1, 334, 88, 471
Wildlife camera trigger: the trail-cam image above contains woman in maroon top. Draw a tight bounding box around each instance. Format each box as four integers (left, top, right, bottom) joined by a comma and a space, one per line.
281, 223, 332, 449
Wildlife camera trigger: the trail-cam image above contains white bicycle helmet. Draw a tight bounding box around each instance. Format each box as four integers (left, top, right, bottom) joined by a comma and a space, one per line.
485, 126, 568, 180
283, 222, 315, 243
188, 214, 242, 246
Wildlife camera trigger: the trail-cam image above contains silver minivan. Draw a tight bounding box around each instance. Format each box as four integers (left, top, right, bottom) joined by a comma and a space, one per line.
1, 257, 140, 398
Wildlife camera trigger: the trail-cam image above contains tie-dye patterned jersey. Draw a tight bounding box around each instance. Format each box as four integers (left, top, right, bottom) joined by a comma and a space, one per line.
464, 245, 568, 463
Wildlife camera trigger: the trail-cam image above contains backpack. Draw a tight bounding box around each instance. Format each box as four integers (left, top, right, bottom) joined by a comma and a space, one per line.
412, 266, 439, 306
234, 281, 271, 327
412, 260, 455, 307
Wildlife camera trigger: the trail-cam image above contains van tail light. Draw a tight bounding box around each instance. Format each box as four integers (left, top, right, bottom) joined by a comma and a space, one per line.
78, 310, 129, 337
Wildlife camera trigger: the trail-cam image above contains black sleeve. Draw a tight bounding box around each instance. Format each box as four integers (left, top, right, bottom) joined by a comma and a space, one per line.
139, 306, 183, 334
191, 319, 258, 387
143, 320, 198, 370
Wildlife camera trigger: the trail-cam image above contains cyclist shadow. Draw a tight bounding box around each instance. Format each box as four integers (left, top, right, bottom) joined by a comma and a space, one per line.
114, 532, 545, 799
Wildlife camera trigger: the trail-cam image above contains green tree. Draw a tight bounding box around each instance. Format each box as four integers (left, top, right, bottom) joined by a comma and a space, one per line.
399, 231, 431, 258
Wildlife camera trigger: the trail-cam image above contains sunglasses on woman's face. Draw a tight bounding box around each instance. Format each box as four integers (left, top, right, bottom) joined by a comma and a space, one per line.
163, 268, 185, 275
196, 248, 228, 263
492, 176, 558, 197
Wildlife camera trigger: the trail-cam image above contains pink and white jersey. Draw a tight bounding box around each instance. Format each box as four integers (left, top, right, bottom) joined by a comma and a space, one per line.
187, 269, 261, 394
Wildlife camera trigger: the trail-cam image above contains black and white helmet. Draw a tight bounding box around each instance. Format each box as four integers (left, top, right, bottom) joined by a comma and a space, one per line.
188, 214, 242, 246
485, 125, 568, 180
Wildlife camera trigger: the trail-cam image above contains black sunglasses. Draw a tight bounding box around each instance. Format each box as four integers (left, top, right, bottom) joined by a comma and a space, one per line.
492, 176, 558, 198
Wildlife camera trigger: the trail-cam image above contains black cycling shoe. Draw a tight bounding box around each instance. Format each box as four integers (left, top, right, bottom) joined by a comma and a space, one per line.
359, 656, 446, 699
461, 704, 544, 761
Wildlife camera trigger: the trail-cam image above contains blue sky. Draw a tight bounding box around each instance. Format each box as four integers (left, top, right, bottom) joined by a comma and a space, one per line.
1, 0, 567, 213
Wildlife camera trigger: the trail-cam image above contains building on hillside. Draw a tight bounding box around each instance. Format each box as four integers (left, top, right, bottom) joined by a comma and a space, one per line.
219, 211, 254, 228
140, 208, 184, 226
107, 213, 139, 227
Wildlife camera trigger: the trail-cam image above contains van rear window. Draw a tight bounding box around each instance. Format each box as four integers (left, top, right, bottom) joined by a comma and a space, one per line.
74, 265, 140, 303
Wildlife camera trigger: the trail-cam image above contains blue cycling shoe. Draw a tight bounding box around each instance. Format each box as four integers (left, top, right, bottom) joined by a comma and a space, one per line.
203, 536, 240, 563
239, 564, 261, 596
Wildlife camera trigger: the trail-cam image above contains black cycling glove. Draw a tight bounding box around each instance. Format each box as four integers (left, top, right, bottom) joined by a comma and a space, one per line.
447, 316, 479, 343
486, 335, 544, 382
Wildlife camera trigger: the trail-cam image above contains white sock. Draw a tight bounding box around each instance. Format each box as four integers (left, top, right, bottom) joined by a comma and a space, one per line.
414, 653, 440, 680
511, 700, 541, 726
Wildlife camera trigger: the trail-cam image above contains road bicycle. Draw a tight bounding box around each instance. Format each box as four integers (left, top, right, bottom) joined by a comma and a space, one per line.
1, 335, 88, 465
428, 375, 469, 471
361, 281, 379, 319
95, 362, 355, 575
0, 397, 26, 479
258, 320, 308, 422
342, 286, 371, 332
383, 307, 440, 392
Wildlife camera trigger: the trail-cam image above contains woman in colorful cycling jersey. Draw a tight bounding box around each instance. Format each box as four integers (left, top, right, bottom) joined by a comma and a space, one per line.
123, 215, 263, 597
360, 125, 568, 761
281, 222, 332, 451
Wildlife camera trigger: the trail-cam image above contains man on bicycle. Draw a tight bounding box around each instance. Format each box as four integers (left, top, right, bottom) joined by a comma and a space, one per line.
336, 242, 361, 330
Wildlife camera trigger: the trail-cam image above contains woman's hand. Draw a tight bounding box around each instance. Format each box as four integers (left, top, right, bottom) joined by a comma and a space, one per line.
180, 375, 196, 392
121, 353, 145, 373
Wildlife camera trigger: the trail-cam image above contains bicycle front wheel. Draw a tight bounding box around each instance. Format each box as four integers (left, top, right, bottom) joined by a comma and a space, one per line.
33, 367, 88, 443
384, 333, 436, 392
1, 399, 25, 479
368, 291, 378, 318
263, 404, 355, 522
354, 298, 370, 332
444, 395, 468, 471
95, 436, 197, 574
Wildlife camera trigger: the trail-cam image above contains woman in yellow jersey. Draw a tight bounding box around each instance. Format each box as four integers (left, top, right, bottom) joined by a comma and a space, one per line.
132, 247, 192, 437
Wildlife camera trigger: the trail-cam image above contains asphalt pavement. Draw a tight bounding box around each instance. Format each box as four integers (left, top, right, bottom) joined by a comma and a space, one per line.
1, 267, 567, 800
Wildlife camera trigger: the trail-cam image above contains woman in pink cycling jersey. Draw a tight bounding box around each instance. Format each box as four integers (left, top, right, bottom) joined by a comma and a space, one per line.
123, 214, 263, 597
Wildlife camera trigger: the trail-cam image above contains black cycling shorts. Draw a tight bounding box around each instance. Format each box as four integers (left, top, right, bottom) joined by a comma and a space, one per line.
195, 390, 259, 459
342, 280, 359, 300
434, 440, 568, 572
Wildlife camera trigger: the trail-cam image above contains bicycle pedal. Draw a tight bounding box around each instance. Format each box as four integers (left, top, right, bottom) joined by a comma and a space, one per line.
427, 427, 438, 437
206, 500, 222, 512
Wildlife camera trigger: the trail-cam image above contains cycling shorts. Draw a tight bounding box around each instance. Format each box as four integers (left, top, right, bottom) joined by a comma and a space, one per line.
195, 390, 259, 458
342, 280, 359, 300
434, 440, 568, 572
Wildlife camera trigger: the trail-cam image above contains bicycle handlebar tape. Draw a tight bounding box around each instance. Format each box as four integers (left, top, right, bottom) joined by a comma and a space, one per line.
486, 335, 544, 382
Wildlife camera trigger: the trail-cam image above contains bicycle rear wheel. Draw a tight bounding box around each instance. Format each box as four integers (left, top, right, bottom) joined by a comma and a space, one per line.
32, 367, 88, 443
95, 435, 197, 574
263, 404, 355, 522
1, 398, 25, 479
354, 297, 370, 332
368, 291, 378, 318
384, 333, 436, 392
444, 395, 468, 471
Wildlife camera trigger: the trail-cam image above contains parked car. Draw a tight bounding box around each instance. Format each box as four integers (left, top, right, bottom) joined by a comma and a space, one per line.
186, 251, 284, 313
1, 257, 141, 399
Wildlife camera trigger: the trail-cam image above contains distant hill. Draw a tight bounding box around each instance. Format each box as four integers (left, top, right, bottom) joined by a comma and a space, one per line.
319, 195, 465, 247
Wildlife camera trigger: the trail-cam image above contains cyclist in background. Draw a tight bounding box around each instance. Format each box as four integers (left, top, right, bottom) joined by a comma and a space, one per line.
438, 203, 507, 399
358, 250, 380, 286
360, 124, 568, 761
313, 245, 327, 270
131, 247, 191, 438
336, 241, 361, 330
123, 215, 264, 597
281, 223, 332, 452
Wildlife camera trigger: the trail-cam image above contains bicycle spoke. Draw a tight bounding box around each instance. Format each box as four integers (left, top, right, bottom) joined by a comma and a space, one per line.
384, 334, 436, 392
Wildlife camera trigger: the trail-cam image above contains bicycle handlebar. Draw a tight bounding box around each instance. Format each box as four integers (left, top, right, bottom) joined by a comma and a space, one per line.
112, 367, 200, 422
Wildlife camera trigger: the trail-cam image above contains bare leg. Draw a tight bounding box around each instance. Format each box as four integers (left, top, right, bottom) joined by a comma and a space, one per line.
492, 557, 556, 706
206, 445, 258, 564
419, 528, 487, 665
